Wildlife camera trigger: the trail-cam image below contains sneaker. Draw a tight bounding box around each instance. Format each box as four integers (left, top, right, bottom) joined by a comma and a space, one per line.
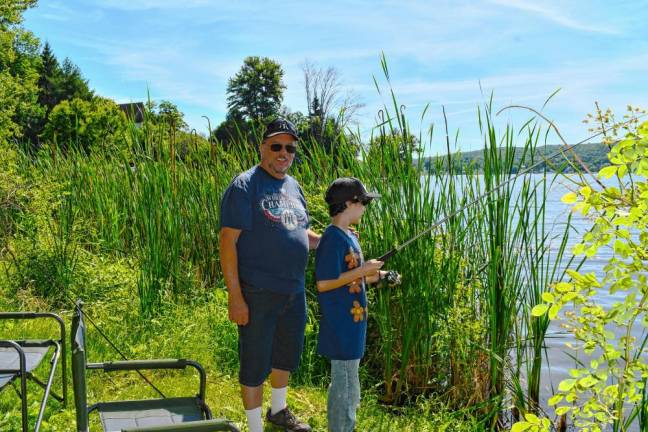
266, 407, 312, 432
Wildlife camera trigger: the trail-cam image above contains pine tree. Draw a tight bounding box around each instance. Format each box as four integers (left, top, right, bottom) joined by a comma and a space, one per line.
58, 57, 93, 101
37, 42, 60, 111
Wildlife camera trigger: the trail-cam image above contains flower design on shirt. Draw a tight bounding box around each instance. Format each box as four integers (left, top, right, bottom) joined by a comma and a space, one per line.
344, 248, 363, 293
350, 300, 365, 322
344, 248, 359, 268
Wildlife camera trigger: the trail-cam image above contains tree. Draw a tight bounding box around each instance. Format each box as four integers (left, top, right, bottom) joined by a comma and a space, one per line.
300, 60, 363, 155
157, 100, 187, 130
37, 42, 60, 110
57, 57, 93, 102
42, 97, 127, 155
211, 113, 256, 152
226, 56, 285, 122
0, 0, 38, 29
0, 0, 42, 148
302, 60, 363, 134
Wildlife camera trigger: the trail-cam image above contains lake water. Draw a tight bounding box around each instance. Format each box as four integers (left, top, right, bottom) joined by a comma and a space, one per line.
416, 172, 644, 428
483, 173, 644, 429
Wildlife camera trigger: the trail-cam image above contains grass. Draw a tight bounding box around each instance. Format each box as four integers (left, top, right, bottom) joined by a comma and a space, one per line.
0, 263, 484, 431
0, 67, 592, 430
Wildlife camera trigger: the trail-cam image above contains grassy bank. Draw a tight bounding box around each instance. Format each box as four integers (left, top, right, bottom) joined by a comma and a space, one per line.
1, 85, 585, 430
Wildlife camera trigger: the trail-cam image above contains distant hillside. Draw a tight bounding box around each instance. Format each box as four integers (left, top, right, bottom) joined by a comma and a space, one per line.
423, 143, 610, 173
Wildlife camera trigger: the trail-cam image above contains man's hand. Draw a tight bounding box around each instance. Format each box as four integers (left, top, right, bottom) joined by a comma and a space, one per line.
228, 293, 249, 325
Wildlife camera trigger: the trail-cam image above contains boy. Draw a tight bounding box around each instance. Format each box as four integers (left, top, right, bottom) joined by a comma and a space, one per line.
315, 177, 401, 432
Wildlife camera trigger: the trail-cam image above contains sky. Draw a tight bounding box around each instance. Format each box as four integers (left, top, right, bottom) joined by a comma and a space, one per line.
24, 0, 648, 155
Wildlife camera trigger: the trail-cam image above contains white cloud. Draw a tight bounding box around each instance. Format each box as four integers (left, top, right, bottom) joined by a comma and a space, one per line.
486, 0, 619, 34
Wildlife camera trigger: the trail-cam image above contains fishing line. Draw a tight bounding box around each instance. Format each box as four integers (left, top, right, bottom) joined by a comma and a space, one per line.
64, 292, 167, 398
377, 110, 648, 262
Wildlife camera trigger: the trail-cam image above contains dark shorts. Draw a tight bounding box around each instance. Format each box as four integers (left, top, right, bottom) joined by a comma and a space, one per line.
238, 287, 307, 387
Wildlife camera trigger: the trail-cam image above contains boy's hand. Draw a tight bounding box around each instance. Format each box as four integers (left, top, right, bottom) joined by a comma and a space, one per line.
362, 259, 384, 277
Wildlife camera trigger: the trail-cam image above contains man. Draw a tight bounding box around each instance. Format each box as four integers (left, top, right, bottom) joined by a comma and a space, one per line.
219, 118, 320, 432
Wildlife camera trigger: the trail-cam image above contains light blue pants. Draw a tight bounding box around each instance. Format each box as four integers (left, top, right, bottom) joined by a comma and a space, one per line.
327, 359, 361, 432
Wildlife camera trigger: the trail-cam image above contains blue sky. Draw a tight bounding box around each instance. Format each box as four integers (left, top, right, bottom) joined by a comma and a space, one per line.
25, 0, 648, 155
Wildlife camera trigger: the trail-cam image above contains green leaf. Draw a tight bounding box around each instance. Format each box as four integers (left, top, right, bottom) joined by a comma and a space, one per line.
548, 394, 564, 406
578, 375, 598, 388
558, 378, 576, 391
548, 304, 560, 320
541, 292, 555, 303
561, 192, 578, 203
598, 165, 618, 179
555, 406, 571, 416
531, 304, 549, 317
524, 413, 540, 423
511, 422, 532, 432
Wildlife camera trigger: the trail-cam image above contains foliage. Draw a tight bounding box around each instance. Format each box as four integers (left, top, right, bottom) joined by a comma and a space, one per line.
301, 60, 363, 153
516, 111, 648, 431
211, 112, 260, 151
424, 143, 612, 174
157, 99, 187, 130
0, 0, 37, 29
0, 139, 29, 242
0, 0, 42, 147
41, 97, 128, 155
226, 56, 285, 122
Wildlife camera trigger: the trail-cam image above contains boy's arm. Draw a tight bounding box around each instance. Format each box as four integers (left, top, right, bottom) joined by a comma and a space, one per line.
316, 259, 383, 293
365, 270, 385, 285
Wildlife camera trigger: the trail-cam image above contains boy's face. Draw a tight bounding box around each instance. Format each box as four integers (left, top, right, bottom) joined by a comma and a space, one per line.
346, 199, 368, 224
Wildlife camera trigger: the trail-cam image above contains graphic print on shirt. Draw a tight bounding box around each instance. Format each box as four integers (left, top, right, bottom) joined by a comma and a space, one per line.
350, 300, 365, 322
344, 247, 363, 294
344, 246, 366, 321
259, 188, 307, 231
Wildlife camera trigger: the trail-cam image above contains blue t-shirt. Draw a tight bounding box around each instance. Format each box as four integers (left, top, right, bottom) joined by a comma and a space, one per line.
220, 165, 310, 294
315, 225, 367, 360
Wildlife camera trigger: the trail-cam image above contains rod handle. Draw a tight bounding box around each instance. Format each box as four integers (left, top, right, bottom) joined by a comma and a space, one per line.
377, 249, 396, 262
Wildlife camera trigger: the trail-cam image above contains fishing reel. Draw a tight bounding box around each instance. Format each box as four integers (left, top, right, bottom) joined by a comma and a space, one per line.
379, 270, 401, 288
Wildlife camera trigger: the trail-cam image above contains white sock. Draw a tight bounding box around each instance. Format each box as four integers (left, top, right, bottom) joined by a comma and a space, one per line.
271, 386, 287, 415
245, 407, 263, 432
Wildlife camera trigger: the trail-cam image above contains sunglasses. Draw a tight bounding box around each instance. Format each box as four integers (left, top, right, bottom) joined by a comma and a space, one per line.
353, 197, 372, 206
267, 143, 297, 154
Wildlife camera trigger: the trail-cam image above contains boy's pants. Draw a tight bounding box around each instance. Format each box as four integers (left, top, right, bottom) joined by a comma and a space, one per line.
328, 359, 361, 432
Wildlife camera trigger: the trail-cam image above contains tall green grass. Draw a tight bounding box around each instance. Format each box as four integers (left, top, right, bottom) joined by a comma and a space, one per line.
4, 74, 581, 430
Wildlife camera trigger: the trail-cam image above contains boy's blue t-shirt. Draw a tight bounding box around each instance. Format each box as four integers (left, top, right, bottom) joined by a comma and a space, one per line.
315, 225, 367, 360
219, 165, 310, 294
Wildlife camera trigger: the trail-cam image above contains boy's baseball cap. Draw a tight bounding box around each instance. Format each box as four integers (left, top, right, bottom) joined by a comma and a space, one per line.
263, 118, 299, 140
325, 177, 381, 205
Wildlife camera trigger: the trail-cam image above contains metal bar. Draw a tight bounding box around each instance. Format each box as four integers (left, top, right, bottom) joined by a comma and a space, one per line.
0, 341, 28, 432
34, 341, 61, 431
0, 312, 67, 406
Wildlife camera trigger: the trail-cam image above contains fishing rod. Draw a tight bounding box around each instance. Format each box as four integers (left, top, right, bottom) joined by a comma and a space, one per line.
377, 109, 648, 262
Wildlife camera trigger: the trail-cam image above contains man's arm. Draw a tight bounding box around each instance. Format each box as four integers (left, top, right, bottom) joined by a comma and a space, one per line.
307, 229, 321, 250
219, 227, 249, 325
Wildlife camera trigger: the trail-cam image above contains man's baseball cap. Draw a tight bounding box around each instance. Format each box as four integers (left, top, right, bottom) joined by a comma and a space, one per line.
325, 177, 381, 205
263, 118, 299, 140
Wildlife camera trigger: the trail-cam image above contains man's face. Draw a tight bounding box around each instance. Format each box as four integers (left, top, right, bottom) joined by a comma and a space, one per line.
259, 133, 297, 178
